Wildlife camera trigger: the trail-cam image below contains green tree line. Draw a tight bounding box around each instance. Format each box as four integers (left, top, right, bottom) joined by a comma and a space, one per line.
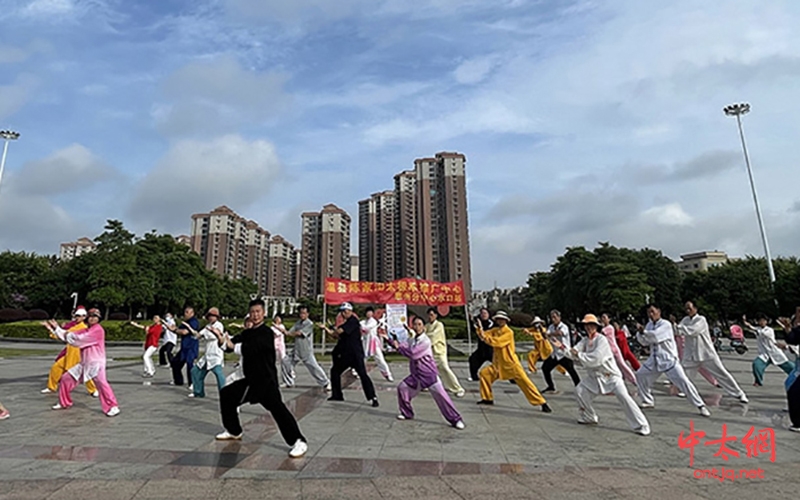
522, 243, 800, 323
0, 220, 257, 319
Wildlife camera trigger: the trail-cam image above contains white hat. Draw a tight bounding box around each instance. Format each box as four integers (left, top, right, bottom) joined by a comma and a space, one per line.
493, 311, 511, 322
339, 302, 353, 311
74, 308, 87, 317
532, 316, 544, 325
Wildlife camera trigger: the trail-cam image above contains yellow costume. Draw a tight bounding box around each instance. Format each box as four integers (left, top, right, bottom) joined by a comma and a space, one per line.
46, 321, 97, 394
525, 327, 567, 375
426, 320, 464, 394
480, 324, 546, 406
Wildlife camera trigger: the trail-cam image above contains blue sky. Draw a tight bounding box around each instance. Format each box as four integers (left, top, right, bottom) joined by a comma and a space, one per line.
1, 0, 799, 289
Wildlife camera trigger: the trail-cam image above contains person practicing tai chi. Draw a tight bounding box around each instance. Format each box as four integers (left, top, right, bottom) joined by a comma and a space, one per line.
600, 314, 637, 385
41, 307, 98, 397
281, 306, 330, 390
166, 307, 200, 388
468, 308, 494, 381
475, 311, 552, 412
744, 313, 795, 387
542, 309, 581, 393
388, 317, 465, 429
554, 314, 650, 435
215, 299, 308, 458
634, 304, 711, 417
677, 301, 748, 403
130, 315, 163, 378
159, 313, 177, 367
320, 303, 379, 407
426, 308, 465, 398
777, 312, 800, 432
613, 320, 640, 373
670, 314, 718, 391
360, 307, 393, 382
43, 308, 120, 417
188, 308, 227, 398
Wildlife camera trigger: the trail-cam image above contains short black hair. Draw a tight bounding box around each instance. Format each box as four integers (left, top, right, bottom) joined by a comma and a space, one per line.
249, 298, 265, 309
427, 307, 438, 316
755, 312, 768, 321
298, 305, 308, 313
646, 303, 660, 311
365, 306, 375, 313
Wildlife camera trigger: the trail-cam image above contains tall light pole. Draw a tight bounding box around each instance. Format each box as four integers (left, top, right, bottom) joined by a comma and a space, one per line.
723, 103, 776, 284
0, 130, 20, 195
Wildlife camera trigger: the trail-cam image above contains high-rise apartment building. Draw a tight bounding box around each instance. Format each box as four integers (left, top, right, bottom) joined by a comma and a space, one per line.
59, 237, 96, 261
358, 191, 396, 283
299, 204, 351, 298
190, 205, 299, 296
266, 235, 299, 297
393, 170, 417, 280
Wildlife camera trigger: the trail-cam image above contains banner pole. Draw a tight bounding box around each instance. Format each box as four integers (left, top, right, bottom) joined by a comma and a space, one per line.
465, 304, 472, 356
322, 301, 327, 355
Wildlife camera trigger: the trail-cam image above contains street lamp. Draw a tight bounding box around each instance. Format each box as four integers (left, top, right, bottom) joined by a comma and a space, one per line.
0, 129, 20, 195
723, 103, 776, 284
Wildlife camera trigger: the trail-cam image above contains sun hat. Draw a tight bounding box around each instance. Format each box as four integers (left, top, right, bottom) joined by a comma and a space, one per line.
205, 307, 220, 318
339, 302, 353, 311
580, 314, 601, 326
531, 316, 544, 325
493, 311, 511, 322
74, 307, 87, 317
87, 308, 102, 319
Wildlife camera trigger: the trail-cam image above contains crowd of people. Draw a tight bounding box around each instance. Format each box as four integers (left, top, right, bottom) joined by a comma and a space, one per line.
6, 298, 799, 457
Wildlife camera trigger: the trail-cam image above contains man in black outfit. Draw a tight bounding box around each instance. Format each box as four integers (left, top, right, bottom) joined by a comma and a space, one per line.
215, 299, 308, 459
319, 302, 379, 407
468, 308, 495, 381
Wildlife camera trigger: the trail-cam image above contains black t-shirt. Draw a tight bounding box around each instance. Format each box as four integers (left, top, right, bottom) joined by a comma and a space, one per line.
332, 315, 364, 360
229, 323, 277, 402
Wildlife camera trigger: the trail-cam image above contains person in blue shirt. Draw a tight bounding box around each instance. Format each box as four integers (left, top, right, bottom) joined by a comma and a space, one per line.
166, 306, 200, 387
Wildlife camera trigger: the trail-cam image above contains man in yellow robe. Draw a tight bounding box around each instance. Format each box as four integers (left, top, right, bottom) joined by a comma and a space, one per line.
477, 311, 552, 412
41, 307, 98, 396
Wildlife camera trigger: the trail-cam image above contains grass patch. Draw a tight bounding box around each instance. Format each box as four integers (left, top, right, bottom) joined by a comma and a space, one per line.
0, 348, 60, 358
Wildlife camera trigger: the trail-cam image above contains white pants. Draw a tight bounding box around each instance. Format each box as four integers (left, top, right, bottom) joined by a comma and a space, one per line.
636, 362, 705, 408
576, 379, 650, 432
435, 354, 463, 394
684, 355, 745, 399
366, 348, 392, 379
143, 346, 157, 376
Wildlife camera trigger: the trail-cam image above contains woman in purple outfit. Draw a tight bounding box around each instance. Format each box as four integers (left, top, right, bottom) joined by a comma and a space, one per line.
388, 316, 465, 429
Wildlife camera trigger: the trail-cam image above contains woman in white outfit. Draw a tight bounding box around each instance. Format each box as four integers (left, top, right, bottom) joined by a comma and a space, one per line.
360, 307, 393, 382
555, 314, 650, 436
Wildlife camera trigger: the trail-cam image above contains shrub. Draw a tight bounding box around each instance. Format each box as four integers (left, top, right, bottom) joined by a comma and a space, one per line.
508, 312, 534, 328
108, 312, 129, 321
0, 320, 143, 342
27, 309, 50, 320
0, 309, 29, 323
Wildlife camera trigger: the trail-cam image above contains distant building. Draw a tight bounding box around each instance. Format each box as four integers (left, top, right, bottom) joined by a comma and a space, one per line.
350, 255, 359, 281
299, 204, 351, 298
473, 286, 526, 312
677, 251, 729, 273
358, 190, 396, 283
174, 235, 191, 247
189, 205, 299, 296
59, 237, 96, 261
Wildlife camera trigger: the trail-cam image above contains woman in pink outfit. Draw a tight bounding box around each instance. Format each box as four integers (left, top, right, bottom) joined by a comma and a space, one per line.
600, 314, 637, 385
44, 308, 120, 417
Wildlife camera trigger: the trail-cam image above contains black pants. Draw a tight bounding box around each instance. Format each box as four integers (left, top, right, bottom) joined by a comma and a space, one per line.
159, 342, 175, 366
469, 342, 494, 380
171, 352, 195, 386
219, 379, 305, 444
542, 356, 581, 390
330, 355, 376, 401
788, 378, 800, 428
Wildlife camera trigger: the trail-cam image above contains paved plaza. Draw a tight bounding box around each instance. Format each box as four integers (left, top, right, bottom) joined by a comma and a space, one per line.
1, 341, 799, 499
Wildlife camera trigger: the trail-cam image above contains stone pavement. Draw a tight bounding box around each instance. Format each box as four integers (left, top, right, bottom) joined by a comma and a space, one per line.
1, 342, 799, 499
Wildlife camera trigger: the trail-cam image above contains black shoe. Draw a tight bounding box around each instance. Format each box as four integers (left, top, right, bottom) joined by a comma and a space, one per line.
477, 400, 494, 405
541, 403, 553, 413
509, 379, 517, 385
327, 397, 344, 402
371, 398, 380, 408
541, 387, 556, 393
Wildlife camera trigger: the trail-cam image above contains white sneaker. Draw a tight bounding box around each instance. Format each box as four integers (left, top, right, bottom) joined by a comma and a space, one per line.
454, 421, 465, 430
396, 414, 406, 420
455, 389, 466, 398
187, 393, 195, 398
699, 406, 711, 417
106, 406, 120, 417
386, 376, 394, 382
635, 426, 651, 436
51, 404, 67, 410
40, 388, 53, 394
188, 385, 194, 391
577, 418, 599, 425
325, 383, 332, 392
91, 391, 99, 398
215, 431, 242, 441
639, 402, 655, 409
676, 392, 686, 398
789, 427, 800, 433
739, 395, 749, 404
289, 440, 308, 458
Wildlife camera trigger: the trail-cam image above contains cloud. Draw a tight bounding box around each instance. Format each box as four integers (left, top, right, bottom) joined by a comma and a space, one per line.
22, 0, 75, 18
619, 150, 741, 185
224, 0, 365, 25
0, 39, 49, 64
0, 74, 38, 121
642, 203, 694, 227
13, 144, 116, 196
454, 56, 496, 85
128, 135, 283, 233
0, 188, 86, 253
153, 55, 290, 137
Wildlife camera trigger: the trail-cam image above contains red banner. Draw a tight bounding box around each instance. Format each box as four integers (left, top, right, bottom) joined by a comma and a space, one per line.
324, 278, 466, 306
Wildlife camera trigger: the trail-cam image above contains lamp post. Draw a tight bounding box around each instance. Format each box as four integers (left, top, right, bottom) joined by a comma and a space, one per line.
723, 103, 776, 284
0, 130, 20, 195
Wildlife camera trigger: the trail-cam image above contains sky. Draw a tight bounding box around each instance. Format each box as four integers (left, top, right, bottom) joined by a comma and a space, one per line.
1, 0, 799, 290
